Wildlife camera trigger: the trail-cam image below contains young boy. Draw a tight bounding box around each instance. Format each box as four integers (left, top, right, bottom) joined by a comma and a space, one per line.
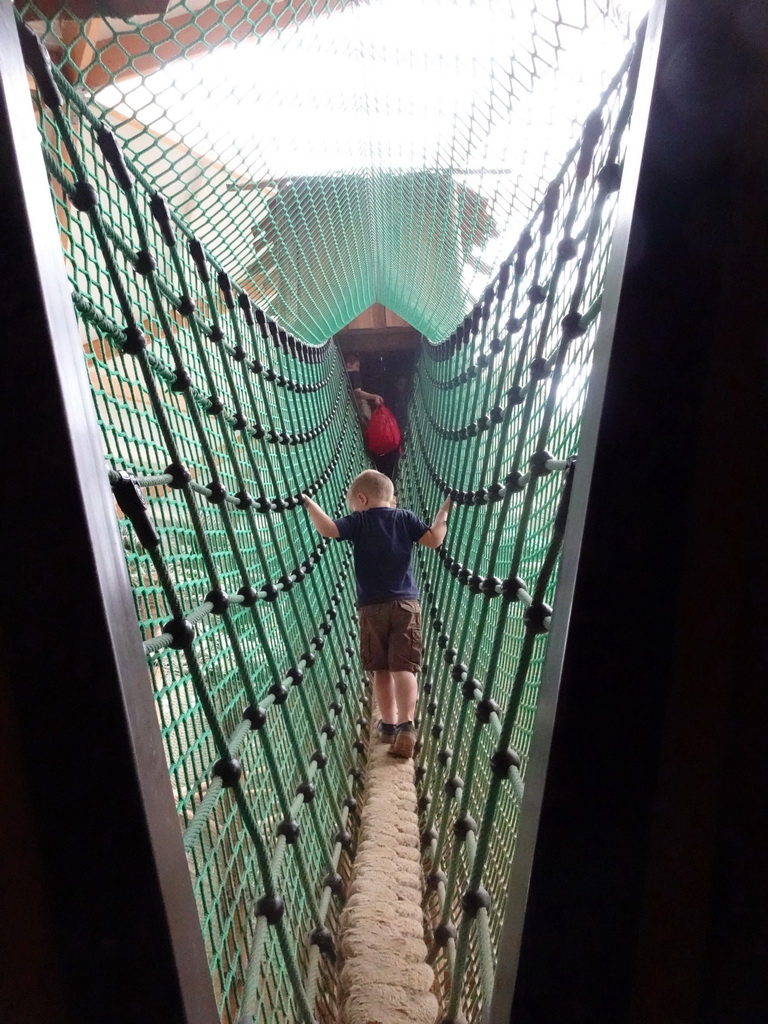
302, 471, 451, 758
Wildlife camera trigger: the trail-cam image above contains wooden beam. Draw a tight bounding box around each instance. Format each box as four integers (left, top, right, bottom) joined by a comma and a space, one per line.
58, 15, 101, 85
25, 0, 169, 22
336, 327, 420, 354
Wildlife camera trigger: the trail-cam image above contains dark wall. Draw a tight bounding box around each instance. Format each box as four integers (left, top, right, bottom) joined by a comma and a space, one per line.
497, 1, 768, 1022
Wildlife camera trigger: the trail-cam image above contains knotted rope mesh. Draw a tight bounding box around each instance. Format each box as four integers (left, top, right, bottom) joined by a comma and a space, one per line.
18, 0, 641, 1020
23, 0, 637, 341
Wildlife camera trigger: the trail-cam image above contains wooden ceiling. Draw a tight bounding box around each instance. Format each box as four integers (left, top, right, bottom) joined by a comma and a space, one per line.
21, 0, 356, 91
335, 304, 420, 355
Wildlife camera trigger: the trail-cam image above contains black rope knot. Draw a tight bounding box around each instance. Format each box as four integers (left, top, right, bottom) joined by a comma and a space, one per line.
480, 576, 501, 598
502, 576, 527, 600
433, 922, 458, 947
277, 819, 301, 845
444, 776, 463, 797
525, 601, 553, 634
205, 588, 230, 614
557, 235, 578, 261
123, 324, 147, 355
561, 310, 586, 339
529, 449, 554, 476
243, 705, 267, 730
165, 461, 191, 488
217, 271, 235, 308
176, 293, 196, 318
461, 678, 481, 701
150, 192, 176, 247
268, 682, 288, 704
323, 872, 344, 897
254, 894, 284, 926
310, 926, 336, 962
212, 757, 242, 787
427, 871, 448, 892
133, 248, 156, 276
334, 829, 353, 852
529, 356, 552, 380
238, 585, 258, 607
188, 238, 209, 281
96, 124, 132, 191
476, 698, 501, 724
167, 362, 193, 395
597, 161, 623, 193
490, 747, 522, 778
461, 886, 491, 918
453, 814, 477, 839
162, 617, 195, 650
205, 480, 227, 504
71, 179, 98, 212
420, 826, 438, 850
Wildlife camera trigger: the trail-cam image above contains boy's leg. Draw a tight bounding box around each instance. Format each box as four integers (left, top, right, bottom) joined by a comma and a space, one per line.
373, 670, 396, 724
391, 671, 418, 724
389, 670, 418, 758
388, 601, 422, 758
360, 607, 395, 742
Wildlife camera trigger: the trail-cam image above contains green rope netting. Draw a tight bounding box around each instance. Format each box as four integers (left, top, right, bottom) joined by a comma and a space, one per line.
20, 0, 641, 1020
399, 46, 638, 1018
22, 0, 639, 342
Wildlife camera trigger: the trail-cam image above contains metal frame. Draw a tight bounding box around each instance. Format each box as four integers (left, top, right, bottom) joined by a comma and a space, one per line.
0, 4, 218, 1020
3, 0, 768, 1020
490, 0, 768, 1020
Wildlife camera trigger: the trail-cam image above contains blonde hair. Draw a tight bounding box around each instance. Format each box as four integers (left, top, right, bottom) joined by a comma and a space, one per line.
347, 470, 394, 507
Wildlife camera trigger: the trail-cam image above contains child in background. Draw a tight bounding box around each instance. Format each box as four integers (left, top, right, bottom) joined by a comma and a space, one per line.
344, 352, 383, 424
303, 471, 451, 758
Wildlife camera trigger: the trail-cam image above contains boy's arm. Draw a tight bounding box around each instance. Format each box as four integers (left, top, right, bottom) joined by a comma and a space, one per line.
301, 494, 340, 538
418, 497, 451, 549
354, 387, 383, 406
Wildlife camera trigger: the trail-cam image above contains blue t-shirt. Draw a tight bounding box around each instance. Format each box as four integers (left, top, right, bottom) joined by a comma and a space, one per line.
334, 507, 429, 606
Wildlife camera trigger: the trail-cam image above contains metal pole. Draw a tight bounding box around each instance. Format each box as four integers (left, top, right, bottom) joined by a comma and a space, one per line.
0, 5, 218, 1021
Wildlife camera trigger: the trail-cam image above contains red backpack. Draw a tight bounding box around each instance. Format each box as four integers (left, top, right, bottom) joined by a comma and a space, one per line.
365, 404, 402, 457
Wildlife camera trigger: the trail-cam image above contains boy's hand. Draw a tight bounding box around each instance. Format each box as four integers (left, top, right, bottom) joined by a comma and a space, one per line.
302, 494, 340, 539
418, 496, 451, 549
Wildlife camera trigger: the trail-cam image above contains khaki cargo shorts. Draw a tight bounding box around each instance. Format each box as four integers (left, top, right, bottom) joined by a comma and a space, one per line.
358, 599, 422, 673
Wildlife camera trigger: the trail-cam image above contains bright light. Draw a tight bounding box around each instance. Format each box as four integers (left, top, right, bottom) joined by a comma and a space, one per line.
93, 0, 644, 338
97, 0, 636, 181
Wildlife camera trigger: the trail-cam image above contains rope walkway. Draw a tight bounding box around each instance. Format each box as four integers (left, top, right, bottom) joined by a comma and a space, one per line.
20, 5, 641, 1021
339, 714, 438, 1024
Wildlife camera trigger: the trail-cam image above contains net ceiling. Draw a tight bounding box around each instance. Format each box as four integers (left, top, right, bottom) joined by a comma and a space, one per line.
25, 0, 642, 343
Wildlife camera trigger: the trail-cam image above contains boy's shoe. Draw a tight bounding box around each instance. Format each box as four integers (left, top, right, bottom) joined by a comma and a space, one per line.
376, 720, 396, 745
389, 721, 417, 759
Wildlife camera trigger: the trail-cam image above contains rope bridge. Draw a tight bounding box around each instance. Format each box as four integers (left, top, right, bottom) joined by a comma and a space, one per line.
19, 2, 640, 1020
